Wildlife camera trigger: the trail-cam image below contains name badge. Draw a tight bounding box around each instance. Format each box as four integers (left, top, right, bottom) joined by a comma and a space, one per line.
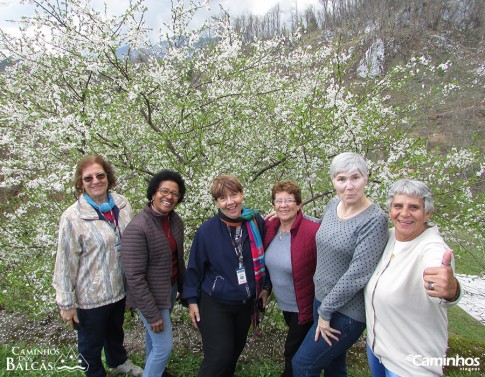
236, 268, 247, 285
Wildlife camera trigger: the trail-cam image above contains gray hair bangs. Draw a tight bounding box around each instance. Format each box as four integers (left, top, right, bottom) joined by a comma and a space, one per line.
387, 179, 434, 213
330, 152, 368, 179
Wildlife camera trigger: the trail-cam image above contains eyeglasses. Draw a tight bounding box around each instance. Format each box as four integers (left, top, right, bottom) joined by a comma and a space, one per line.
274, 198, 297, 205
82, 173, 107, 183
159, 188, 181, 199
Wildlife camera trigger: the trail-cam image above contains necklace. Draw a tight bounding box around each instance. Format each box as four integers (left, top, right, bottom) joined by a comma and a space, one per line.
339, 209, 361, 221
279, 228, 290, 240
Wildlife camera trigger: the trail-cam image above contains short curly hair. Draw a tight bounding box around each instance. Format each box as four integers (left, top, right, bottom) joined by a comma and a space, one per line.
146, 170, 186, 204
271, 181, 302, 204
74, 155, 116, 195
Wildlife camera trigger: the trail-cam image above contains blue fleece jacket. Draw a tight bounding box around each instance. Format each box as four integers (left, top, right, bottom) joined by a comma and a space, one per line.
182, 212, 266, 304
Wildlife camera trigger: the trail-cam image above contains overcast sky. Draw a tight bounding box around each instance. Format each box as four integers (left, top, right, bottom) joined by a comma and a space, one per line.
1, 0, 322, 38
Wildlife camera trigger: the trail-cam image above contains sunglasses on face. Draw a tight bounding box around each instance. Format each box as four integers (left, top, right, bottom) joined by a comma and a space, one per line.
82, 172, 107, 183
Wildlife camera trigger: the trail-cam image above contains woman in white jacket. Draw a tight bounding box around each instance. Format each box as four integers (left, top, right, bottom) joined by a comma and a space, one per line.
364, 179, 461, 377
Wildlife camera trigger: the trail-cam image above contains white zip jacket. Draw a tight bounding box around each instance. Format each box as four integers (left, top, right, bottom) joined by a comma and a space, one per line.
53, 192, 134, 310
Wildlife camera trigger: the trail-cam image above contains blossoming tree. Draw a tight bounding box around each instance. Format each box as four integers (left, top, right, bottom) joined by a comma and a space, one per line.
0, 0, 482, 314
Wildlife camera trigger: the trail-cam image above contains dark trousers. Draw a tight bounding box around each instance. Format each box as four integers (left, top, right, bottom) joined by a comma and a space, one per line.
77, 298, 128, 377
281, 311, 314, 377
197, 292, 253, 377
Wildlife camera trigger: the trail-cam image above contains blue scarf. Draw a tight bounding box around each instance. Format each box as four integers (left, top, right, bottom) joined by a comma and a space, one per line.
83, 192, 116, 213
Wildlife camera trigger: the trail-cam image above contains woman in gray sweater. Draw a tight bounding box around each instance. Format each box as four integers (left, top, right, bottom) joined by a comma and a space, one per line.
292, 152, 389, 377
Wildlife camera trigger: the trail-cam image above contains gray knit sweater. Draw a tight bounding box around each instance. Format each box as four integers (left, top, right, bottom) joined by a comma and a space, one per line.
313, 197, 388, 323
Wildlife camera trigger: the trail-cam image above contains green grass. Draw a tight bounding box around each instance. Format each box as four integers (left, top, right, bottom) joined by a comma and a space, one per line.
161, 305, 485, 377
0, 295, 483, 376
448, 306, 485, 343
1, 307, 484, 376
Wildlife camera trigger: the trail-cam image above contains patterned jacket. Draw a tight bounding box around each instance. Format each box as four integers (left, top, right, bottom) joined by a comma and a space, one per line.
53, 192, 134, 310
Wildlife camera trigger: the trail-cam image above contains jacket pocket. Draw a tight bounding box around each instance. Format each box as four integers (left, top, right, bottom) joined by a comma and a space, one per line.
210, 275, 225, 295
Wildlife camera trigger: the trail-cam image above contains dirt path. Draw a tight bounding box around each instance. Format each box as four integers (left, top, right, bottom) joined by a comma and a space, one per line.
0, 304, 286, 364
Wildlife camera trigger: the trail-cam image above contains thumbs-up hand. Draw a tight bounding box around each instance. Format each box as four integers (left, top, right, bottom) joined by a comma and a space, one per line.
423, 249, 460, 301
441, 248, 453, 267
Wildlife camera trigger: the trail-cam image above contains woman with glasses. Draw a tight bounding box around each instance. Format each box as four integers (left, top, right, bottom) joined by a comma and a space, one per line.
292, 152, 389, 377
182, 175, 266, 377
53, 155, 143, 377
121, 170, 186, 377
260, 181, 319, 377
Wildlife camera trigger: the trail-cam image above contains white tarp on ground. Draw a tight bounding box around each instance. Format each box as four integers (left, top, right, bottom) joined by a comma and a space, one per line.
456, 274, 485, 325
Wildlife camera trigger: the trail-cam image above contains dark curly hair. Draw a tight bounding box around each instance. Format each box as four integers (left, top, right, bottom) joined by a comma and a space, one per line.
146, 170, 186, 204
74, 155, 116, 195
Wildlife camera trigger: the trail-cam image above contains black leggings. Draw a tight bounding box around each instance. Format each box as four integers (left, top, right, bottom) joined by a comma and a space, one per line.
197, 292, 253, 377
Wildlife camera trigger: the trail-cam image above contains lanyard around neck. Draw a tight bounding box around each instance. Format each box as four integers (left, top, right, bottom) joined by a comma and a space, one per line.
227, 225, 244, 266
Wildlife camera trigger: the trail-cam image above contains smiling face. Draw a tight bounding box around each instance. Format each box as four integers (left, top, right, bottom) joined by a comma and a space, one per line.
151, 180, 180, 215
274, 191, 301, 226
332, 169, 368, 206
215, 189, 244, 219
81, 163, 109, 204
389, 194, 430, 241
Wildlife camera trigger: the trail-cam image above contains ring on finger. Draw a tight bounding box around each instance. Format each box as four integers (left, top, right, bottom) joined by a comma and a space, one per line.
428, 281, 434, 290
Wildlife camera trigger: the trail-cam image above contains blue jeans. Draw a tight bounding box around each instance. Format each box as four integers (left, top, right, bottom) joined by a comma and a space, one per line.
292, 299, 365, 377
138, 285, 177, 377
366, 343, 401, 377
77, 298, 127, 377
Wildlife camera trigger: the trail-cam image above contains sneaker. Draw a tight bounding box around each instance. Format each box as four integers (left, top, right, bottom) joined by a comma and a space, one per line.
110, 359, 144, 376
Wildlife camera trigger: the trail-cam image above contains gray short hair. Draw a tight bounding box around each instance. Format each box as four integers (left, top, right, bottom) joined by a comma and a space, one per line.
329, 152, 368, 179
387, 179, 434, 213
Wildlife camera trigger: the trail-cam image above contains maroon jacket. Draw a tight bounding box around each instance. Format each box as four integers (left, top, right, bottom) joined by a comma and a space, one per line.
264, 211, 319, 324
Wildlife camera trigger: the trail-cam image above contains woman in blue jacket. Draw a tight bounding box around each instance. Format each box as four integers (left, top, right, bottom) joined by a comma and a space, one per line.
182, 175, 266, 377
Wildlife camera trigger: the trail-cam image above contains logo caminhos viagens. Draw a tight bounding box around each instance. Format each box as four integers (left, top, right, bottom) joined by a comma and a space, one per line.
406, 354, 481, 372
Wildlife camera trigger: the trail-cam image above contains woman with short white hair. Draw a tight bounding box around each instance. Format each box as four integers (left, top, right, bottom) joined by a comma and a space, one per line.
292, 152, 389, 377
365, 179, 461, 377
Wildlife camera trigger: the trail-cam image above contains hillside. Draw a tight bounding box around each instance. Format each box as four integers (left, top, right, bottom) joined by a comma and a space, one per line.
234, 0, 484, 150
